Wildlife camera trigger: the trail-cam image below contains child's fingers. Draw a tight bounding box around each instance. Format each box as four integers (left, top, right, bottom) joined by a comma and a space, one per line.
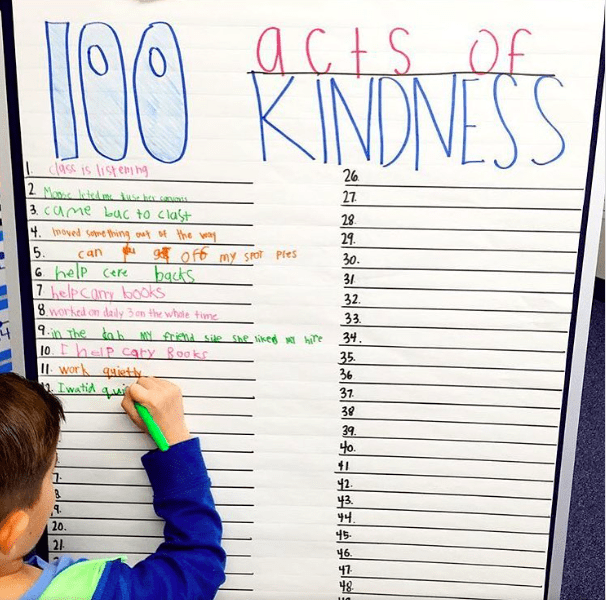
128, 381, 153, 405
121, 386, 146, 431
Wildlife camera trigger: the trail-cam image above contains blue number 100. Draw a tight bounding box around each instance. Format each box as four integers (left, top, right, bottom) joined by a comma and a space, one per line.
45, 21, 188, 164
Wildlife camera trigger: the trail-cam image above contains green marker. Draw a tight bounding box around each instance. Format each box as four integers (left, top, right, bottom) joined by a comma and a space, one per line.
135, 403, 170, 451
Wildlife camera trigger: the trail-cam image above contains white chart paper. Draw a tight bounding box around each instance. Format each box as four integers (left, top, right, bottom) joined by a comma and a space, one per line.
6, 1, 604, 598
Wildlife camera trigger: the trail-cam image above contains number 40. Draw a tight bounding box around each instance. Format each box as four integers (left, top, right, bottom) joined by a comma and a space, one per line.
46, 21, 188, 163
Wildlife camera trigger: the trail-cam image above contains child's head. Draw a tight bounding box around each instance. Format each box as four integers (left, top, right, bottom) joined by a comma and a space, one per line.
0, 373, 64, 561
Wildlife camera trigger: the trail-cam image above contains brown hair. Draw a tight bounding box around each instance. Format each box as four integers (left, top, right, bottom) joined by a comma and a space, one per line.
0, 373, 65, 523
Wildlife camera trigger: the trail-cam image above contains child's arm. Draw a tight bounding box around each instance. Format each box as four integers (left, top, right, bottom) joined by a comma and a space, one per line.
93, 378, 226, 600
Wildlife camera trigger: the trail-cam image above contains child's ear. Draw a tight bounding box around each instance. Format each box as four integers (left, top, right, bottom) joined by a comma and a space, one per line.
0, 511, 30, 556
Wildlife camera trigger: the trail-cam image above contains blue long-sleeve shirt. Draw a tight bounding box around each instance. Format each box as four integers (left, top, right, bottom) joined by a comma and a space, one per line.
22, 437, 226, 600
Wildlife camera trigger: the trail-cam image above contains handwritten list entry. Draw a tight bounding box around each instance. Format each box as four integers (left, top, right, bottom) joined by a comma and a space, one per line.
9, 1, 604, 598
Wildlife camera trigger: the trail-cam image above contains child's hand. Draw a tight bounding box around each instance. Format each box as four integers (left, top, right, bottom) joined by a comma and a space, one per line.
122, 377, 191, 446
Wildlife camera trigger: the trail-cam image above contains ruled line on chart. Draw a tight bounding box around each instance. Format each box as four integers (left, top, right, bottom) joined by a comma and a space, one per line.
344, 595, 512, 600
61, 431, 254, 437
337, 540, 546, 553
64, 411, 254, 418
342, 268, 576, 276
340, 324, 568, 331
340, 306, 572, 314
53, 482, 254, 490
341, 247, 577, 254
340, 204, 583, 210
55, 516, 255, 524
36, 240, 255, 247
341, 417, 558, 428
342, 489, 551, 500
54, 356, 255, 363
342, 506, 550, 519
45, 338, 251, 344
30, 219, 254, 227
343, 594, 517, 600
50, 498, 254, 504
334, 470, 553, 482
340, 344, 566, 353
249, 70, 556, 78
25, 176, 254, 185
37, 262, 253, 268
49, 534, 253, 542
57, 464, 254, 470
48, 375, 256, 382
30, 196, 255, 205
344, 286, 574, 294
341, 436, 557, 446
38, 299, 253, 305
339, 453, 554, 465
339, 363, 565, 372
342, 556, 544, 570
57, 394, 255, 399
339, 226, 581, 234
38, 318, 253, 324
38, 279, 253, 286
340, 400, 560, 410
343, 182, 582, 191
342, 575, 541, 588
344, 382, 562, 392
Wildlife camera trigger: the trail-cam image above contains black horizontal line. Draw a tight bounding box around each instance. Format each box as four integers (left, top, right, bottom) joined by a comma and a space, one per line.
55, 356, 253, 362
38, 262, 253, 268
49, 533, 252, 542
341, 363, 564, 372
343, 417, 557, 428
51, 498, 254, 504
335, 470, 551, 482
344, 557, 543, 570
55, 394, 254, 399
40, 298, 251, 304
62, 431, 252, 437
342, 400, 559, 410
249, 70, 555, 77
344, 489, 550, 500
342, 246, 576, 253
44, 338, 249, 344
344, 436, 556, 446
26, 176, 254, 185
58, 463, 252, 470
31, 196, 254, 205
341, 324, 567, 331
340, 453, 553, 465
33, 219, 253, 227
48, 553, 253, 560
343, 507, 549, 519
340, 305, 571, 313
39, 318, 252, 323
341, 226, 579, 234
40, 279, 253, 285
62, 412, 253, 418
57, 449, 255, 455
36, 240, 254, 246
337, 540, 545, 553
344, 574, 540, 588
345, 183, 580, 191
345, 594, 502, 600
340, 344, 565, 354
346, 286, 572, 295
346, 382, 561, 392
343, 268, 575, 277
48, 375, 255, 381
345, 594, 506, 600
341, 204, 582, 210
